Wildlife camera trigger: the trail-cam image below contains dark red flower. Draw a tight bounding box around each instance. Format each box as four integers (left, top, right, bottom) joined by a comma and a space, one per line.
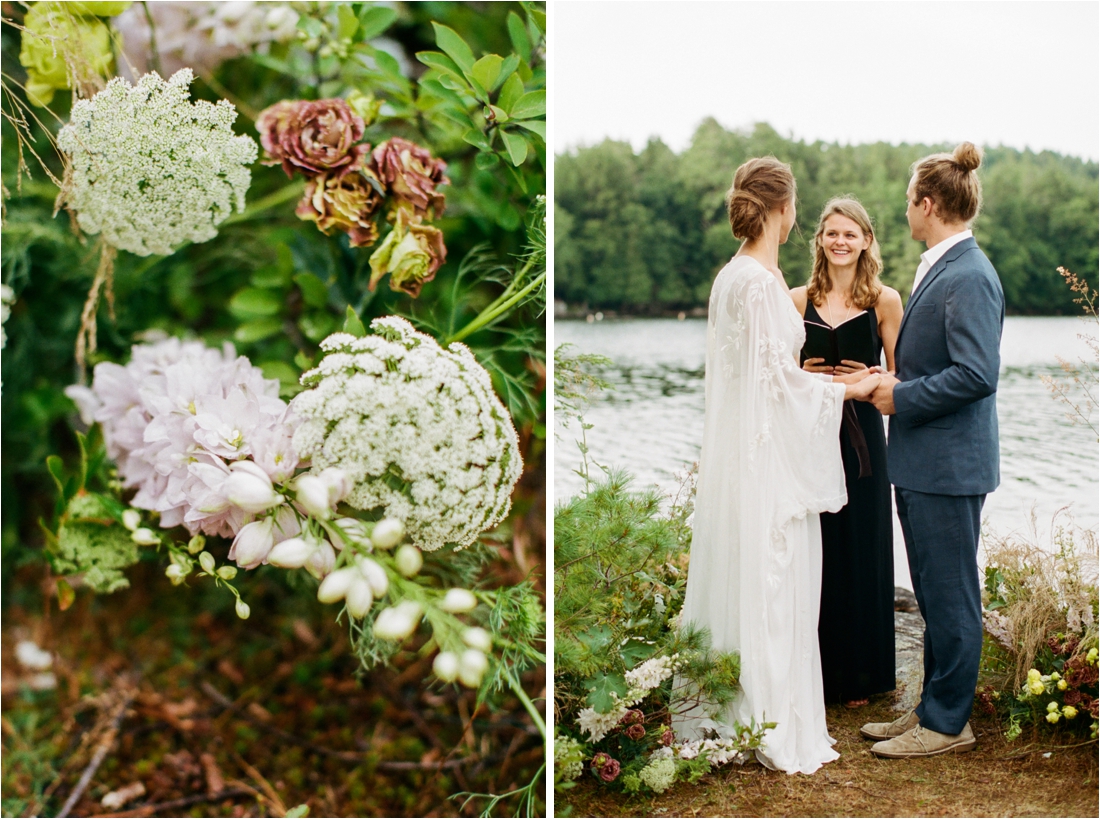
625, 723, 646, 741
620, 709, 644, 725
257, 99, 369, 178
660, 729, 675, 746
590, 753, 621, 783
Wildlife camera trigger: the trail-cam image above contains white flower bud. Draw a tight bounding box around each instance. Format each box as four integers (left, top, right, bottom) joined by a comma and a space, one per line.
305, 539, 336, 580
267, 536, 314, 569
187, 534, 207, 554
433, 651, 460, 683
216, 566, 238, 580
131, 527, 160, 546
335, 517, 369, 546
318, 467, 352, 503
165, 563, 185, 584
373, 602, 421, 641
356, 557, 389, 597
345, 577, 374, 618
317, 567, 357, 603
198, 551, 216, 574
370, 518, 405, 549
122, 509, 142, 531
440, 588, 478, 613
394, 544, 423, 577
230, 518, 276, 569
295, 474, 333, 520
463, 627, 492, 652
235, 598, 251, 620
458, 649, 489, 688
225, 467, 283, 514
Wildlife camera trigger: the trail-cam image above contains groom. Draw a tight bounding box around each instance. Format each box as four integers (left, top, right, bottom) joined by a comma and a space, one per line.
860, 143, 1004, 758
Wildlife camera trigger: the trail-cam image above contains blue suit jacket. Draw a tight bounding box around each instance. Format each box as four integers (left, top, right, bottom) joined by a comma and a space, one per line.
888, 237, 1004, 496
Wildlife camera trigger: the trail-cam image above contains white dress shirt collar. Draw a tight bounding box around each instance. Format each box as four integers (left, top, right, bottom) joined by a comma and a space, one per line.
911, 229, 973, 295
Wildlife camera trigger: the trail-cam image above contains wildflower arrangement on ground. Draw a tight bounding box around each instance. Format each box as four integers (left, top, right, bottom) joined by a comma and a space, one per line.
978, 512, 1099, 742
4, 3, 546, 814
554, 348, 769, 797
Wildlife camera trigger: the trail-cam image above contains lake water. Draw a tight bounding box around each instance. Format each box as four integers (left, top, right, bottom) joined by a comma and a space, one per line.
554, 316, 1099, 590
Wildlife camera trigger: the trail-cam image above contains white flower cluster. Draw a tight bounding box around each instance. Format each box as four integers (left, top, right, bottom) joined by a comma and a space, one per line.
57, 69, 257, 257
577, 653, 683, 743
554, 735, 585, 783
291, 317, 523, 551
638, 756, 677, 793
982, 608, 1015, 651
115, 2, 299, 78
1, 284, 13, 350
671, 736, 747, 766
65, 335, 297, 538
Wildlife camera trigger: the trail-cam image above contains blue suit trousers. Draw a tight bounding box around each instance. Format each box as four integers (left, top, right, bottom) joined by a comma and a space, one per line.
895, 487, 985, 735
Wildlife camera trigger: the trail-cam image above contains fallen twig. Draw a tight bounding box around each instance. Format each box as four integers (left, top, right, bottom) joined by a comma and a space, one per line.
56, 680, 137, 819
86, 787, 253, 818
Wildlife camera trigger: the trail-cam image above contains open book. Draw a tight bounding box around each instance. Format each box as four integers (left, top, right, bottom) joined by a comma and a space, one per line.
801, 310, 877, 368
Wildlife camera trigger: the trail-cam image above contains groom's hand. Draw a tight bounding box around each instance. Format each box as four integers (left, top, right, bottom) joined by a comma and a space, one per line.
870, 374, 900, 414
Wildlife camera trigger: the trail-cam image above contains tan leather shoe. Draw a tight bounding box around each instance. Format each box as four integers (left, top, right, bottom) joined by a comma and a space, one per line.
859, 709, 919, 741
870, 723, 976, 758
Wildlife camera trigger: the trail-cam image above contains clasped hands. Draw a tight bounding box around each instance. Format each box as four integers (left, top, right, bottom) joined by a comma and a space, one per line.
804, 358, 898, 414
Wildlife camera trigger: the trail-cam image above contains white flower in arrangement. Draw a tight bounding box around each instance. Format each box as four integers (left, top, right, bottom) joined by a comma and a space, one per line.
638, 757, 677, 794
0, 283, 13, 350
373, 601, 423, 641
458, 649, 490, 688
57, 69, 257, 257
394, 544, 423, 577
433, 651, 460, 683
577, 703, 627, 743
65, 336, 298, 538
624, 654, 680, 694
440, 588, 478, 613
290, 317, 523, 551
554, 736, 585, 783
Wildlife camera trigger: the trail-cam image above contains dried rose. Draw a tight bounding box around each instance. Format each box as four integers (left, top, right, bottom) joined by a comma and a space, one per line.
625, 723, 646, 741
591, 753, 621, 782
257, 98, 368, 178
296, 167, 384, 247
369, 137, 448, 218
367, 209, 446, 297
620, 708, 644, 725
660, 729, 675, 746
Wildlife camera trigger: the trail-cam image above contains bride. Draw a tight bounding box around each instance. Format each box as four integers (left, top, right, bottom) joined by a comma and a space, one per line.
673, 157, 880, 774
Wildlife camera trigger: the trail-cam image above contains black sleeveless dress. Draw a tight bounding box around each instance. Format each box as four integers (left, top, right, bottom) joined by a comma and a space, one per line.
802, 302, 896, 703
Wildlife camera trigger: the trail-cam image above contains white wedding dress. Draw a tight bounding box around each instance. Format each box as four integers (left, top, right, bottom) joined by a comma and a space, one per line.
673, 255, 848, 775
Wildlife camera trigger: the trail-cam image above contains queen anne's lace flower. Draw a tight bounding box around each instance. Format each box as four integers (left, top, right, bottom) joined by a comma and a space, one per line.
65, 336, 298, 537
291, 317, 522, 551
57, 69, 257, 256
638, 757, 677, 794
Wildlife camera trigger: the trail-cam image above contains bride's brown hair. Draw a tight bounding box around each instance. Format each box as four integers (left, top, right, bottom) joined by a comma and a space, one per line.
726, 156, 796, 242
806, 197, 884, 311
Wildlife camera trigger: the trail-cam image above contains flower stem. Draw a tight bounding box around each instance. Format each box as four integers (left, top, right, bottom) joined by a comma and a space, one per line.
223, 181, 305, 226
446, 267, 545, 345
505, 666, 546, 739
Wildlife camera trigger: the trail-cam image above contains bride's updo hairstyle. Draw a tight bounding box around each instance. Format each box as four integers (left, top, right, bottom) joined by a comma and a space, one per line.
725, 156, 796, 242
807, 197, 884, 311
910, 141, 984, 225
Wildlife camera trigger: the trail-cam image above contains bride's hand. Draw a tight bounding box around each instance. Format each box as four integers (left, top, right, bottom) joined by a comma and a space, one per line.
802, 357, 833, 374
843, 373, 881, 401
832, 368, 872, 385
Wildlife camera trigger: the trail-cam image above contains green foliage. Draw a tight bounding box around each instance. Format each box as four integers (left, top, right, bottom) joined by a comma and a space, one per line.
556, 121, 1098, 314
52, 493, 138, 593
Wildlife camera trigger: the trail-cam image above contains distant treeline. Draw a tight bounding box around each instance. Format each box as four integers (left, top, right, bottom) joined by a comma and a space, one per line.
554, 121, 1099, 315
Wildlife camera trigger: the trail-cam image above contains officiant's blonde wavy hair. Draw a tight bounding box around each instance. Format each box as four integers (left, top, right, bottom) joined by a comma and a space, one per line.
807, 197, 884, 311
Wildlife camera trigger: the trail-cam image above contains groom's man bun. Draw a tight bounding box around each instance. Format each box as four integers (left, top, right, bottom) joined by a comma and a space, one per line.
726, 156, 796, 242
910, 142, 984, 225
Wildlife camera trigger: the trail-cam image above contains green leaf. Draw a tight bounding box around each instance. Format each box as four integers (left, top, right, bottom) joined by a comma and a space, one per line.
259, 360, 300, 388
234, 317, 284, 343
285, 805, 310, 819
294, 350, 314, 371
363, 45, 403, 78
497, 55, 520, 91
507, 11, 532, 63
57, 578, 75, 611
297, 15, 323, 38
619, 639, 658, 667
229, 288, 283, 319
343, 306, 366, 337
432, 22, 475, 73
469, 54, 503, 94
516, 119, 546, 141
416, 51, 466, 84
578, 624, 613, 653
46, 455, 66, 500
293, 273, 328, 308
434, 104, 477, 130
462, 129, 492, 151
502, 130, 529, 166
419, 79, 468, 110
510, 90, 545, 120
74, 430, 88, 493
496, 72, 524, 114
336, 3, 358, 40
357, 5, 396, 40
475, 151, 501, 170
527, 7, 546, 36
488, 104, 509, 123
298, 312, 337, 343
585, 672, 628, 712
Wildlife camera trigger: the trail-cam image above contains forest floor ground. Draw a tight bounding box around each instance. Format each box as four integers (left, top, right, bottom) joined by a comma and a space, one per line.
2, 537, 545, 818
558, 696, 1098, 818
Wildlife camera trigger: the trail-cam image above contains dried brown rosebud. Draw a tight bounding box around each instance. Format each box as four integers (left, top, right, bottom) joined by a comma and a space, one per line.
660, 729, 674, 746
257, 98, 368, 178
369, 137, 448, 218
296, 167, 384, 247
625, 723, 646, 741
598, 757, 620, 782
620, 708, 644, 725
367, 209, 446, 297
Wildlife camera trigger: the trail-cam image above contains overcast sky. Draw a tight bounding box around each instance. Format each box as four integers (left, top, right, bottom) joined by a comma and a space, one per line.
552, 1, 1100, 161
